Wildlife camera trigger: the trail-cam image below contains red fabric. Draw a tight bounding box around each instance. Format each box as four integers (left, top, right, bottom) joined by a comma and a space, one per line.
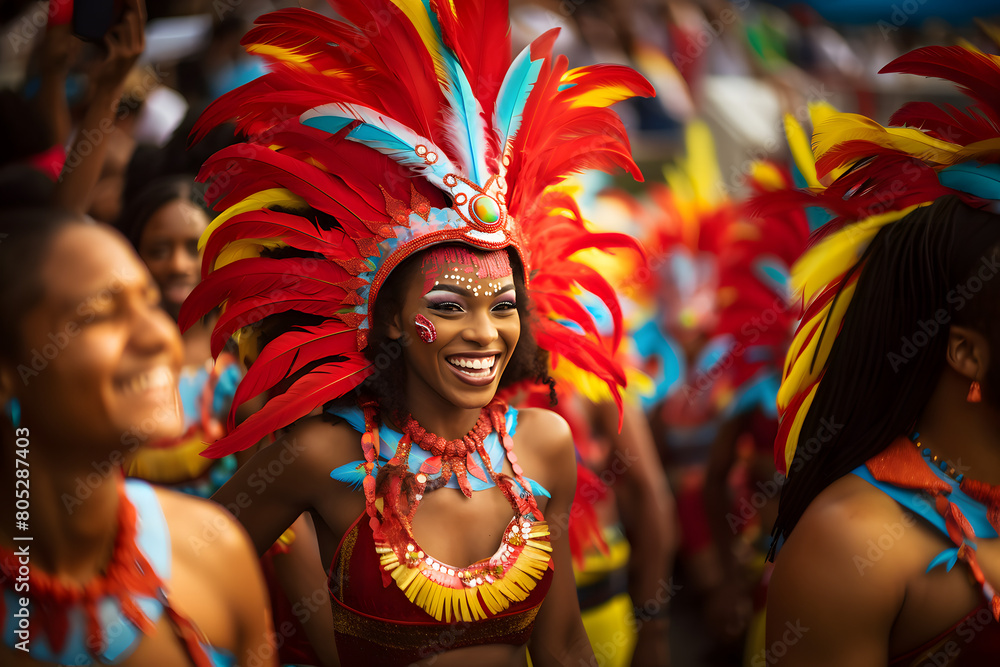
328, 512, 553, 665
889, 603, 1000, 666
27, 145, 66, 181
675, 474, 712, 555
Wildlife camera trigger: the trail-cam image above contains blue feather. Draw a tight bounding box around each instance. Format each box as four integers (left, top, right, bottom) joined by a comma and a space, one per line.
528, 477, 552, 499
330, 460, 371, 490
926, 547, 960, 573
752, 256, 791, 299
300, 116, 354, 136
415, 0, 489, 184
939, 161, 1000, 200
494, 43, 544, 153
300, 103, 457, 188
441, 53, 488, 183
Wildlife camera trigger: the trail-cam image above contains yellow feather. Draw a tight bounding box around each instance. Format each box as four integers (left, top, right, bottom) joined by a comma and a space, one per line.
213, 238, 286, 270
784, 383, 818, 472
792, 206, 918, 304
781, 311, 825, 386
749, 161, 785, 191
974, 20, 1000, 50
955, 137, 1000, 163
564, 79, 645, 109
812, 113, 961, 167
783, 113, 819, 188
201, 189, 307, 251
779, 281, 856, 408
389, 0, 447, 83
684, 121, 723, 207
245, 43, 316, 67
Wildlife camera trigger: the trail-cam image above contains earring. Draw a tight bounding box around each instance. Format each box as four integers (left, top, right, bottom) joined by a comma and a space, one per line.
414, 314, 436, 343
968, 379, 982, 403
5, 397, 20, 429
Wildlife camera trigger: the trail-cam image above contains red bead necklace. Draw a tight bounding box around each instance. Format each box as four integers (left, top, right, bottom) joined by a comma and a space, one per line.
0, 480, 214, 666
403, 407, 494, 458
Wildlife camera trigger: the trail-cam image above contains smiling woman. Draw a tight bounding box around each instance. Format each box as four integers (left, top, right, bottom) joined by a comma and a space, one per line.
0, 208, 274, 667
116, 175, 245, 498
181, 1, 652, 664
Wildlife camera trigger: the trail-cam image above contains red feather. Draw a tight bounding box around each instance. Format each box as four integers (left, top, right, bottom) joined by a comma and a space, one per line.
879, 46, 1000, 126
889, 101, 999, 144
202, 356, 373, 457
229, 323, 357, 430
432, 0, 510, 114
200, 210, 366, 278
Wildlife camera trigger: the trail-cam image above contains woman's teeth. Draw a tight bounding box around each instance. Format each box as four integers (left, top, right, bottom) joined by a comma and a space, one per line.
120, 367, 173, 395
448, 356, 496, 372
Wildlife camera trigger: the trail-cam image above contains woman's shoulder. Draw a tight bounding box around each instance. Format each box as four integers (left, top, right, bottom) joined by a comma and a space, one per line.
512, 406, 573, 458
255, 409, 367, 478
152, 484, 254, 560
773, 472, 933, 607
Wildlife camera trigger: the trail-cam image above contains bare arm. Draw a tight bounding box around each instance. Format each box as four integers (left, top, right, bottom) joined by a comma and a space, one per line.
703, 412, 748, 579
524, 409, 597, 666
36, 21, 74, 149
595, 399, 676, 666
765, 483, 904, 666
211, 418, 342, 556
163, 491, 277, 667
267, 514, 340, 667
55, 0, 145, 213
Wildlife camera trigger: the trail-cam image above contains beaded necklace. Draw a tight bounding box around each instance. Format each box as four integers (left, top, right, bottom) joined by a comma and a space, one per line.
356, 398, 552, 622
0, 479, 213, 666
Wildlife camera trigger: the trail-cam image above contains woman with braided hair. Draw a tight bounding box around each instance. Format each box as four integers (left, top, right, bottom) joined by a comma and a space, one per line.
764, 45, 1000, 666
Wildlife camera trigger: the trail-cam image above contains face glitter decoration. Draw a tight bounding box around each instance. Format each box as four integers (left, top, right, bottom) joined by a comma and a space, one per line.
414, 313, 437, 343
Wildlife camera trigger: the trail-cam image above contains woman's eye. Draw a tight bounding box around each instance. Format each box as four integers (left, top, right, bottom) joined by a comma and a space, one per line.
492, 300, 517, 312
428, 301, 464, 312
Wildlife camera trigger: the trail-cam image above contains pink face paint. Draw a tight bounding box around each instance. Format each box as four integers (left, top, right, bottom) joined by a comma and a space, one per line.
419, 245, 513, 294
414, 313, 437, 343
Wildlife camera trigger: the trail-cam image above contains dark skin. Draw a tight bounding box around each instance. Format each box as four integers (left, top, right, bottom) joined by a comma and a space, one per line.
0, 223, 273, 666
767, 326, 1000, 665
702, 410, 771, 642
589, 399, 677, 666
212, 251, 594, 666
55, 0, 144, 220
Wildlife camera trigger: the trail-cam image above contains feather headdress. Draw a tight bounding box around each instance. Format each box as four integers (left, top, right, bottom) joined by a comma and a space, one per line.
180, 0, 653, 456
713, 159, 810, 418
771, 44, 1000, 475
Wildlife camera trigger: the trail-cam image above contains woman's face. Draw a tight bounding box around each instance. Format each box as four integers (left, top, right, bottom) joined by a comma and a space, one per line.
137, 199, 208, 321
16, 224, 184, 451
391, 248, 521, 412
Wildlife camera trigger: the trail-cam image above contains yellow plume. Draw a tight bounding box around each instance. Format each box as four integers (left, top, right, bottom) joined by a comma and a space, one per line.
812, 113, 961, 169
389, 0, 448, 83
784, 112, 819, 188
201, 188, 307, 251
778, 280, 855, 410
784, 383, 818, 472
792, 205, 919, 305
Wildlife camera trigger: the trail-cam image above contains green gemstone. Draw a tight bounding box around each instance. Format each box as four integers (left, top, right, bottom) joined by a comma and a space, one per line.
471, 195, 500, 224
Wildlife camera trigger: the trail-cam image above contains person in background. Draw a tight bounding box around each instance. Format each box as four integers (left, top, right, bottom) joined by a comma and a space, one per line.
766, 43, 1000, 666
0, 207, 274, 666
